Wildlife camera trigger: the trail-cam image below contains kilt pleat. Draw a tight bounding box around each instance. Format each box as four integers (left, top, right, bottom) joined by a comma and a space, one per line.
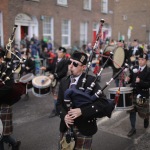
0, 104, 13, 135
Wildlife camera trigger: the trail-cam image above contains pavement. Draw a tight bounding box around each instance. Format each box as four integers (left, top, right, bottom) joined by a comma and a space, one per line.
3, 67, 149, 150
96, 108, 150, 150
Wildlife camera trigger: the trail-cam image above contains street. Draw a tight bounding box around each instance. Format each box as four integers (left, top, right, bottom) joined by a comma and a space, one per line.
3, 67, 149, 150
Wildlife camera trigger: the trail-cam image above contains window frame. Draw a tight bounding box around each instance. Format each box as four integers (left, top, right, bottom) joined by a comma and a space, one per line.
61, 19, 71, 47
42, 16, 54, 46
80, 22, 88, 47
83, 0, 92, 10
0, 12, 4, 46
57, 0, 68, 6
101, 0, 108, 14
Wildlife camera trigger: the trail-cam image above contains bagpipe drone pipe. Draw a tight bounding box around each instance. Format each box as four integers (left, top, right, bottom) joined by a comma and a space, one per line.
0, 25, 26, 105
64, 19, 128, 119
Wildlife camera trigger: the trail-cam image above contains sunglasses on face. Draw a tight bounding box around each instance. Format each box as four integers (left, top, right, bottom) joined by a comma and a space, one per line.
68, 60, 82, 67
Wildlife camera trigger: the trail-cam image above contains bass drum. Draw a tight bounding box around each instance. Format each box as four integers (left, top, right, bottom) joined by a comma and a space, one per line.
102, 45, 125, 69
0, 119, 3, 140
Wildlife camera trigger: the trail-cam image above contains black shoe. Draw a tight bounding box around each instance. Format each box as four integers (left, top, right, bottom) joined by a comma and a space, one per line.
49, 110, 57, 118
127, 128, 136, 137
144, 119, 149, 128
12, 140, 21, 150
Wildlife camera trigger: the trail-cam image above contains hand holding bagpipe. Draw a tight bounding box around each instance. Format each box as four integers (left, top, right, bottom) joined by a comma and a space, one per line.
64, 99, 76, 143
64, 63, 129, 118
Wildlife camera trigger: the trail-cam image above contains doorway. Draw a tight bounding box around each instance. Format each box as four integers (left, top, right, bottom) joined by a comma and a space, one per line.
21, 26, 28, 39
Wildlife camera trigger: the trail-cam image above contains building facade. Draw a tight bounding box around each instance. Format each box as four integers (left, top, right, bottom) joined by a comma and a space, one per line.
0, 0, 113, 49
0, 0, 150, 49
112, 0, 150, 44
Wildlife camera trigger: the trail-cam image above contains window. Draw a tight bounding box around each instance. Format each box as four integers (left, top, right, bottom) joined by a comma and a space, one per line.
26, 0, 40, 2
83, 0, 91, 10
57, 0, 67, 6
101, 0, 108, 14
61, 19, 71, 47
80, 22, 88, 47
0, 12, 3, 46
43, 16, 54, 44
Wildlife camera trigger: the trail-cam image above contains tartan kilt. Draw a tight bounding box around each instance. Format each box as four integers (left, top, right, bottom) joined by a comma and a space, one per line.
0, 104, 13, 136
59, 126, 93, 150
51, 81, 60, 96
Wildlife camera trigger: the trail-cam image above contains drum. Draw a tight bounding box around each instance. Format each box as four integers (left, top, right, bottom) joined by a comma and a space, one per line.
108, 87, 133, 110
0, 119, 3, 139
44, 72, 57, 88
103, 45, 125, 69
19, 73, 34, 90
32, 75, 51, 97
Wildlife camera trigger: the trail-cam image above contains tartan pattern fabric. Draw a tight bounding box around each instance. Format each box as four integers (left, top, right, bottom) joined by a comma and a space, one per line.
73, 126, 92, 150
51, 82, 60, 96
59, 126, 92, 150
0, 104, 13, 135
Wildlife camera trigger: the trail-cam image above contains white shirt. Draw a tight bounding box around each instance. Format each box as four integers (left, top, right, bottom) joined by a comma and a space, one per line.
70, 74, 81, 86
139, 65, 146, 72
133, 46, 138, 55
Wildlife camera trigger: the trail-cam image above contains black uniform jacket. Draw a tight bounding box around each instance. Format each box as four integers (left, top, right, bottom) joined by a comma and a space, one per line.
127, 46, 143, 65
56, 73, 114, 136
128, 46, 143, 58
128, 65, 150, 98
46, 57, 68, 81
0, 63, 15, 104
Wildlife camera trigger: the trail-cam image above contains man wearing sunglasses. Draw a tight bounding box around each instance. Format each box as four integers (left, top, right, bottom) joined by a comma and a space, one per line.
57, 50, 111, 149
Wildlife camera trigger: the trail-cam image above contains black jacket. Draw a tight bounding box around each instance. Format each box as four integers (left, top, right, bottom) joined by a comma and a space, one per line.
128, 65, 150, 98
56, 73, 114, 136
46, 57, 68, 81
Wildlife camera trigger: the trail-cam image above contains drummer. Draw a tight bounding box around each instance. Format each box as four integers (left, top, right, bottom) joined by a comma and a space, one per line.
41, 47, 68, 118
125, 53, 150, 137
127, 39, 143, 68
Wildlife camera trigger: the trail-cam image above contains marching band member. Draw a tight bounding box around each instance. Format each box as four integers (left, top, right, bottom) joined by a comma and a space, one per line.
56, 51, 111, 149
0, 51, 21, 150
41, 47, 68, 118
125, 53, 150, 137
127, 39, 143, 68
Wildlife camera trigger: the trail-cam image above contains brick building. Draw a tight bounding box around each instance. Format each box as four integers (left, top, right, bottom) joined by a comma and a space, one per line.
0, 0, 150, 49
112, 0, 150, 44
0, 0, 114, 49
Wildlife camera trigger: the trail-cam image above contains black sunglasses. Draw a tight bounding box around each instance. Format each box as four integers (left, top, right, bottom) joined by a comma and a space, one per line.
68, 60, 82, 67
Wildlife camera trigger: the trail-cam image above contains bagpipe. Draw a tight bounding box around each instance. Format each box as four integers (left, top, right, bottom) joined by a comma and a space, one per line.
64, 19, 128, 117
0, 25, 26, 105
62, 19, 128, 144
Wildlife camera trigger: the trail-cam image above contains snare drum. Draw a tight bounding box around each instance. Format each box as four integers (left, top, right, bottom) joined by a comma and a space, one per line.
0, 119, 3, 139
32, 76, 51, 97
20, 73, 34, 90
108, 87, 133, 110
